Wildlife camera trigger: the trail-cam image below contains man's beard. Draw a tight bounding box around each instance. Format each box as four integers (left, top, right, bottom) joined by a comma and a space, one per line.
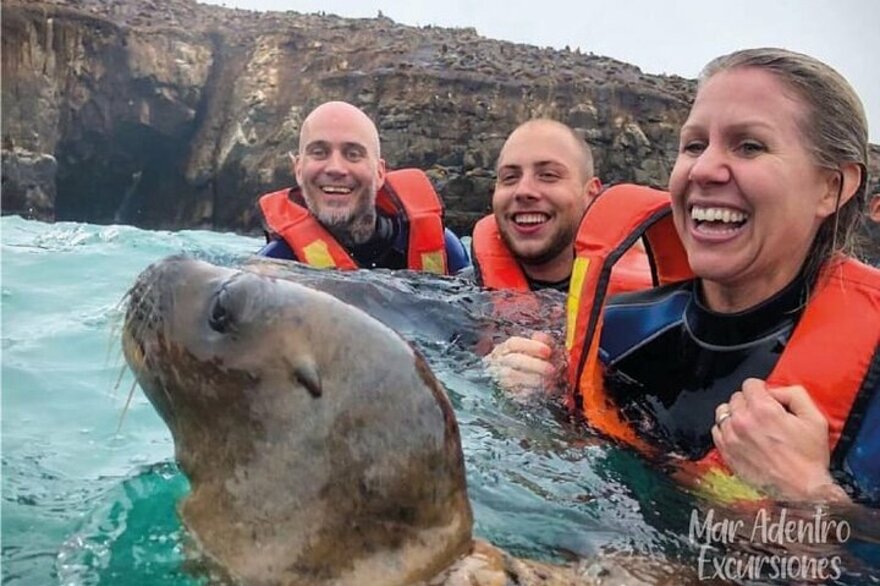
322, 210, 377, 247
305, 186, 377, 247
500, 222, 576, 268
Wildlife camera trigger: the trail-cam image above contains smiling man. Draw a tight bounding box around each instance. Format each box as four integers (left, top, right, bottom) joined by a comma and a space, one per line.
476, 119, 657, 394
472, 120, 600, 394
470, 119, 602, 292
257, 101, 469, 274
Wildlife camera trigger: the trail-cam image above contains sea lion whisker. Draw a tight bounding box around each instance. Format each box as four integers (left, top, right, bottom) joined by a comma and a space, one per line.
105, 322, 121, 368
111, 359, 129, 397
128, 286, 161, 344
115, 376, 139, 434
115, 288, 132, 313
105, 329, 129, 400
104, 287, 142, 378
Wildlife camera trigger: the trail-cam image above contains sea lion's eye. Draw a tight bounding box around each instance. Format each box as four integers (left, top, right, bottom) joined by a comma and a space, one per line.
208, 288, 232, 333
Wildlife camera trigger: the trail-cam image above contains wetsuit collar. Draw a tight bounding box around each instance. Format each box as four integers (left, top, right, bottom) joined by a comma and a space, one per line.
527, 275, 571, 292
348, 214, 402, 269
686, 271, 808, 346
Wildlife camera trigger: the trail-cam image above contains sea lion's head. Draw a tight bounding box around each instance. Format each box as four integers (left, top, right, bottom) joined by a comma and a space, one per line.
122, 256, 473, 586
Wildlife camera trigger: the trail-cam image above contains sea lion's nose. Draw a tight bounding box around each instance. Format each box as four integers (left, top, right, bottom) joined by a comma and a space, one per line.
125, 255, 193, 331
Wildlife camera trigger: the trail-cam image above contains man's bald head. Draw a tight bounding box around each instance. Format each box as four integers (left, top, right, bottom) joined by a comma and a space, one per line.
298, 101, 381, 158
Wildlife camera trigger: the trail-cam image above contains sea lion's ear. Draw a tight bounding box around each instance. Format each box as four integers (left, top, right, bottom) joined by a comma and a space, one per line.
289, 359, 322, 398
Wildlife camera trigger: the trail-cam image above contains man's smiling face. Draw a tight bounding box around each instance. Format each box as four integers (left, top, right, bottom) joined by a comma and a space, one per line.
295, 102, 386, 245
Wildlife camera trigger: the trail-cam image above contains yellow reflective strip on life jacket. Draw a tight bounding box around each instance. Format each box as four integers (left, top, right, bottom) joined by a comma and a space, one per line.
566, 256, 591, 351
382, 169, 448, 274
420, 250, 445, 275
302, 240, 337, 268
696, 468, 763, 504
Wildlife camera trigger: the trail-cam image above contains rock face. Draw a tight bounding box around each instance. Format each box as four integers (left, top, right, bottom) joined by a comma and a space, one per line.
1, 148, 58, 221
0, 0, 693, 234
2, 0, 878, 243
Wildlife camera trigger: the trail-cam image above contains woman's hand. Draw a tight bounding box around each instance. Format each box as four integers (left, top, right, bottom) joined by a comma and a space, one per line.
484, 332, 560, 398
711, 378, 850, 503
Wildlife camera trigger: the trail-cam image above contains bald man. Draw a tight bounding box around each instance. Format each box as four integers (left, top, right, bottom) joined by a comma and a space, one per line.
258, 101, 469, 274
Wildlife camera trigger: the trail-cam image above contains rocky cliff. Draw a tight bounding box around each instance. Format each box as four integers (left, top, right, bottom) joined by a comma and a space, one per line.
2, 0, 878, 245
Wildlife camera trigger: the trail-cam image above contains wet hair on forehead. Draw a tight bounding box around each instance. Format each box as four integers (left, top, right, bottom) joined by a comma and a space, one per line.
498, 119, 595, 181
297, 101, 382, 157
699, 48, 867, 173
698, 47, 870, 286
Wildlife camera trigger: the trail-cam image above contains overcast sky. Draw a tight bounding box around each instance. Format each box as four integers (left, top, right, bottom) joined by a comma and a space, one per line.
199, 0, 878, 142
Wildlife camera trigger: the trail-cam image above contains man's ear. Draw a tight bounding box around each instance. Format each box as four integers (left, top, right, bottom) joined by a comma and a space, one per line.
290, 151, 302, 185
376, 158, 387, 190
818, 162, 862, 219
869, 193, 880, 224
584, 176, 602, 201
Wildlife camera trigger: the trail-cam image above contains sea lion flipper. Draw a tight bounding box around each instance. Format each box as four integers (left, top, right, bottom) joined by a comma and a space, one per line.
288, 358, 322, 398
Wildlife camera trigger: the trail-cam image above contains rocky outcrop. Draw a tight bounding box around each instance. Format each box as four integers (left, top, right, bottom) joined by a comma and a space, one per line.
1, 148, 58, 221
2, 0, 878, 246
0, 0, 693, 234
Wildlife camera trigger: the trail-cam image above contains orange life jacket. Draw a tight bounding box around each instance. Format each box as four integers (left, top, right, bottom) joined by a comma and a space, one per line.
471, 215, 531, 292
565, 184, 880, 495
471, 187, 662, 362
565, 183, 692, 406
258, 169, 448, 274
692, 258, 880, 491
471, 209, 655, 294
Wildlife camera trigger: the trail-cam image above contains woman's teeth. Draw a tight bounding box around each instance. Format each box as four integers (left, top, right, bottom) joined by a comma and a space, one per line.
691, 206, 748, 224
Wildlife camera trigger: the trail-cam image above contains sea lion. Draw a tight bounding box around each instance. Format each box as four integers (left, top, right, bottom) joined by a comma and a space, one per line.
121, 255, 690, 585
239, 256, 482, 349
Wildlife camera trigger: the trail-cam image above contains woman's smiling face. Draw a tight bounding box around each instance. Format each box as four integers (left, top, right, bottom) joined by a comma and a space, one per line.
669, 67, 840, 312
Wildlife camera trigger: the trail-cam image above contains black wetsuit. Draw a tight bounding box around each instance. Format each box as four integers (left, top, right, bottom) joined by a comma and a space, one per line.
527, 275, 570, 292
598, 273, 880, 504
601, 272, 805, 459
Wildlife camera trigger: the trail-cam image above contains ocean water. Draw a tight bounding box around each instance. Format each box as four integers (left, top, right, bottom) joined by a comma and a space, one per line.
1, 216, 262, 585
2, 215, 876, 585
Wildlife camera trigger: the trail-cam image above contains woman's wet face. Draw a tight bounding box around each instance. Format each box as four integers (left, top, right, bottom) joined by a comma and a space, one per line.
668, 67, 838, 312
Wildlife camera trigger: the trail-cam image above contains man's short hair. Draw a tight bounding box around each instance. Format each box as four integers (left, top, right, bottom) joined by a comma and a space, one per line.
497, 118, 595, 182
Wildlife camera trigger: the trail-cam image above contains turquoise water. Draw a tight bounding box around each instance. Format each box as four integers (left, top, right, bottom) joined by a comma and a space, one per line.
2, 217, 259, 585
3, 215, 876, 585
